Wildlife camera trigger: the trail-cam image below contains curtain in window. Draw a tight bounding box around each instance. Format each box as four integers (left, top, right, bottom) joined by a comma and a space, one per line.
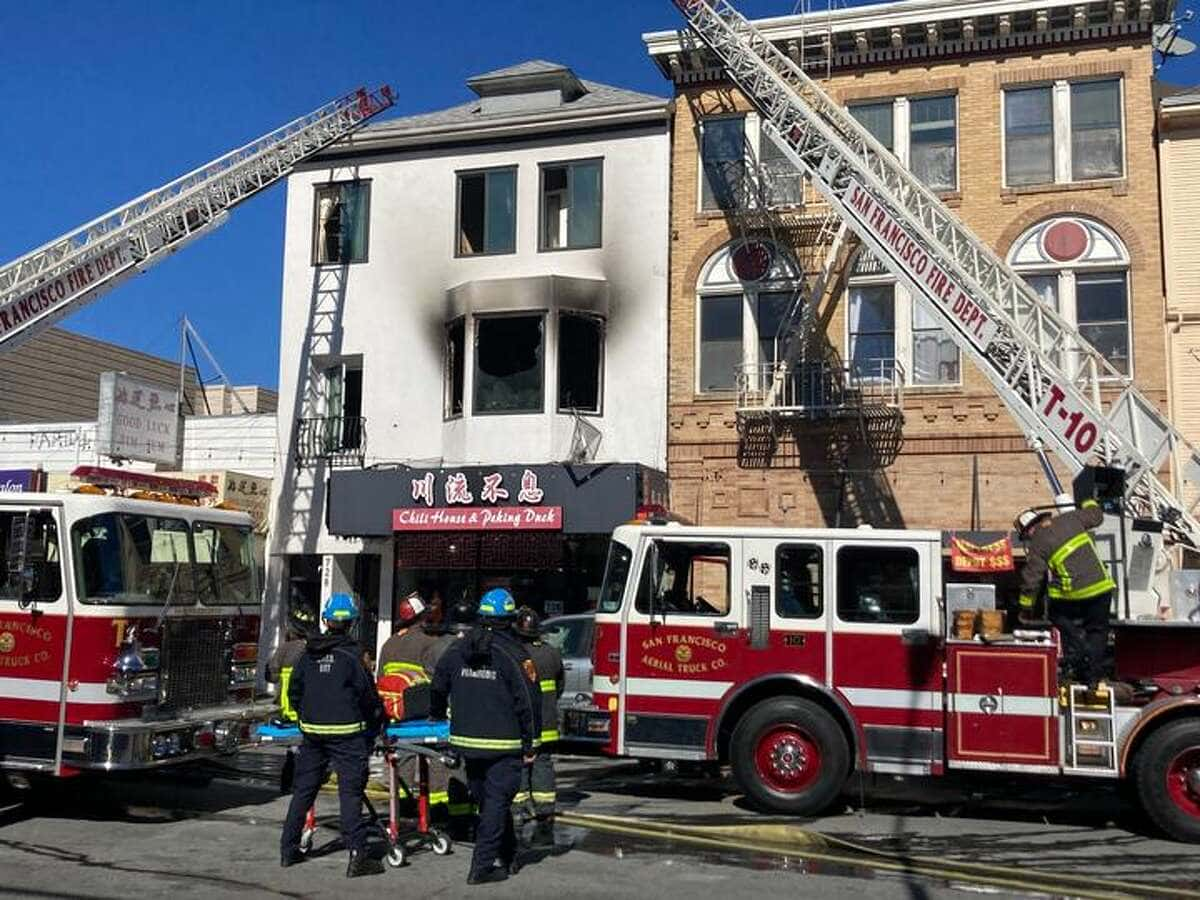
699, 294, 743, 391
1071, 81, 1122, 180
1005, 87, 1054, 186
568, 162, 602, 247
849, 102, 894, 152
911, 301, 959, 385
340, 183, 369, 262
702, 119, 745, 210
485, 170, 516, 253
910, 96, 957, 191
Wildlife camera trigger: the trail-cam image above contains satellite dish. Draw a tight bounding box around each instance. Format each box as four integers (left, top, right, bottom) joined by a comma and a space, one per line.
1155, 23, 1197, 57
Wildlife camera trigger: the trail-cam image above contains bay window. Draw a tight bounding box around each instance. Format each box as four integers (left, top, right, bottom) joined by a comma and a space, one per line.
473, 314, 544, 414
558, 313, 604, 414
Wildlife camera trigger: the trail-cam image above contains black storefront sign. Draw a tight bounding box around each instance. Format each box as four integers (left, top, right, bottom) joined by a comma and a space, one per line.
328, 463, 667, 537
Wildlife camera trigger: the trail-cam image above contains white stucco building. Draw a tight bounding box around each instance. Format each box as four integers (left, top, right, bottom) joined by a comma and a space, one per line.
268, 61, 671, 653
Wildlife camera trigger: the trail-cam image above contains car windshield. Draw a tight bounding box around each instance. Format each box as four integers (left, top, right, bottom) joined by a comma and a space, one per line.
193, 522, 259, 605
597, 540, 633, 614
545, 618, 593, 658
72, 512, 198, 605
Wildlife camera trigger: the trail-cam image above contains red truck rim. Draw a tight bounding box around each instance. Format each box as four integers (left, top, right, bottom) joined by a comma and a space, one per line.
754, 725, 820, 793
1166, 747, 1200, 820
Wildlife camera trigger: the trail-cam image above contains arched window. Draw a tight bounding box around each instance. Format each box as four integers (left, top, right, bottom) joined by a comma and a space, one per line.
1007, 215, 1132, 376
695, 240, 803, 393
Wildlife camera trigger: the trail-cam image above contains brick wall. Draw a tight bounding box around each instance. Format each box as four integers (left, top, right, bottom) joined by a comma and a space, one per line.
665, 40, 1165, 532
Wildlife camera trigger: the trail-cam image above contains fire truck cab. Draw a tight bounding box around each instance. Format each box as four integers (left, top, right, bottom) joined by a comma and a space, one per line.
591, 521, 1200, 842
0, 484, 271, 781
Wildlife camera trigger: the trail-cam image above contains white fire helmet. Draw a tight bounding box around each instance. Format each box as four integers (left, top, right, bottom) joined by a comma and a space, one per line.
1014, 508, 1052, 536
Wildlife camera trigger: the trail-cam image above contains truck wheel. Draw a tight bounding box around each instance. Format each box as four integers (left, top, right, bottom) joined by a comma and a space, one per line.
730, 697, 849, 816
1134, 718, 1200, 843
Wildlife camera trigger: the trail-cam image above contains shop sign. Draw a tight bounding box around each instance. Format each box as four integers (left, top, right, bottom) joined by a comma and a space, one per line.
949, 534, 1015, 573
392, 505, 563, 532
0, 469, 42, 492
409, 468, 546, 508
96, 372, 180, 466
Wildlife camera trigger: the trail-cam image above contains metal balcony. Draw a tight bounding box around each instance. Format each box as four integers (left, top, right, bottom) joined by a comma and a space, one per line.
736, 358, 905, 421
294, 416, 365, 468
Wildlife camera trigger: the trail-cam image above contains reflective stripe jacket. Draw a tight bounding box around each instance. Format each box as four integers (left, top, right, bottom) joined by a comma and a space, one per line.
431, 625, 539, 758
377, 627, 455, 678
266, 638, 306, 722
1019, 500, 1116, 607
288, 633, 383, 737
525, 639, 564, 744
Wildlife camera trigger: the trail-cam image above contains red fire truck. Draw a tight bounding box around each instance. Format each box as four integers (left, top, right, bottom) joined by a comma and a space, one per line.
0, 470, 270, 782
590, 518, 1200, 843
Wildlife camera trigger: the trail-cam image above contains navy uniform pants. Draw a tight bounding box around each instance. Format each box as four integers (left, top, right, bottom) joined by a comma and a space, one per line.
1050, 593, 1111, 686
281, 734, 370, 854
464, 754, 522, 876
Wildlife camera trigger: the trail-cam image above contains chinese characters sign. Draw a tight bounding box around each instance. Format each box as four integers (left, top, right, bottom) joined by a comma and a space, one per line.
96, 372, 180, 466
949, 535, 1015, 573
408, 468, 547, 508
393, 506, 563, 532
397, 467, 561, 531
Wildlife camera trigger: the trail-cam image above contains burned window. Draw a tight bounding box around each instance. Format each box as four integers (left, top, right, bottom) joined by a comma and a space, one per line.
557, 313, 603, 414
313, 182, 369, 264
474, 314, 544, 414
541, 160, 602, 250
457, 168, 516, 256
445, 318, 465, 418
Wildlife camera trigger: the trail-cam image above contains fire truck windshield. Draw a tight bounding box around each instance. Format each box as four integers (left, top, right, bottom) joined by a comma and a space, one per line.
72, 513, 200, 605
193, 522, 258, 605
597, 540, 633, 613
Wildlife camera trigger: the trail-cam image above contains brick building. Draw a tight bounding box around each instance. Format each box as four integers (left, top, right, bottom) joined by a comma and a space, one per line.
644, 0, 1173, 532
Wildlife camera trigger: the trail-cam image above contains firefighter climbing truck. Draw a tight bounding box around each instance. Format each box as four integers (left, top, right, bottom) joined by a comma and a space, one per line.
0, 472, 268, 779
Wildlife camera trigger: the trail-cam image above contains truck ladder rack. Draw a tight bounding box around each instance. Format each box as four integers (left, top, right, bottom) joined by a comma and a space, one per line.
0, 86, 395, 351
671, 0, 1200, 549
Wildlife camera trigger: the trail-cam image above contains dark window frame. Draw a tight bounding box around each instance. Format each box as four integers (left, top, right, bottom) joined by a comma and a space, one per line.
774, 543, 823, 620
699, 115, 747, 212
311, 179, 372, 266
455, 165, 519, 258
471, 310, 547, 417
538, 157, 605, 252
556, 311, 605, 416
444, 317, 466, 421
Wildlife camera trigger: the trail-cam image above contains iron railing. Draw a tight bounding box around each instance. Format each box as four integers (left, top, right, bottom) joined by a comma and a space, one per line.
294, 416, 365, 467
736, 357, 904, 418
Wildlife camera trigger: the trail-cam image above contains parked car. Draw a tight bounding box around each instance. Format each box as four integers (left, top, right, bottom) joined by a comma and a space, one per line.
542, 614, 608, 745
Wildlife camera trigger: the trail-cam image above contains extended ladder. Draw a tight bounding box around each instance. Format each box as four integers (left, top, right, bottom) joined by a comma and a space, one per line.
672, 0, 1200, 550
0, 86, 394, 351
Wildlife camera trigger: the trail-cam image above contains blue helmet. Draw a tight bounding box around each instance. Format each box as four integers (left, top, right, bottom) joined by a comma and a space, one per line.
478, 588, 516, 619
322, 592, 359, 623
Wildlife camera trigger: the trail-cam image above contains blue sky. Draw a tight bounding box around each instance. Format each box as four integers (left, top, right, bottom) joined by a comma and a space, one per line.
2, 0, 1197, 390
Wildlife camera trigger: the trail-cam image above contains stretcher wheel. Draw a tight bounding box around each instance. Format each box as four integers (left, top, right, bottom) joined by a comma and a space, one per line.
386, 845, 407, 868
430, 830, 452, 856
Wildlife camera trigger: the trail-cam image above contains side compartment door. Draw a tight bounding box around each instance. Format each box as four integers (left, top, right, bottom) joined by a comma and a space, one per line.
0, 506, 69, 770
620, 535, 742, 759
830, 540, 944, 774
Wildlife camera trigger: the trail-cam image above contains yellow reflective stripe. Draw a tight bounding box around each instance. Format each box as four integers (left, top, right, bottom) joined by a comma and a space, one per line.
449, 735, 524, 751
299, 720, 365, 735
1050, 578, 1116, 601
1081, 499, 1100, 510
448, 802, 476, 816
1018, 595, 1036, 609
428, 791, 449, 806
539, 680, 557, 692
381, 661, 428, 676
1048, 532, 1091, 569
531, 792, 556, 803
279, 667, 298, 721
513, 791, 532, 803
539, 729, 560, 743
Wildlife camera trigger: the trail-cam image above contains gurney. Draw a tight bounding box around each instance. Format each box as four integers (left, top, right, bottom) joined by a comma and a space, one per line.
257, 719, 457, 868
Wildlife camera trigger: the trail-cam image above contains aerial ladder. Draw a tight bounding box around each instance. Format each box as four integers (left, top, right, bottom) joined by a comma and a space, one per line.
0, 86, 394, 351
671, 0, 1200, 574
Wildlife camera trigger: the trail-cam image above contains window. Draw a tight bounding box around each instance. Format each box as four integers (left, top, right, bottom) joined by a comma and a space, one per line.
597, 541, 633, 614
699, 294, 743, 392
558, 313, 604, 414
543, 617, 594, 659
755, 291, 793, 368
1002, 78, 1123, 186
837, 545, 920, 624
1076, 272, 1130, 376
776, 544, 822, 619
313, 181, 370, 265
193, 522, 256, 605
911, 302, 960, 386
0, 510, 61, 602
72, 514, 198, 605
759, 131, 802, 206
909, 95, 957, 191
701, 117, 746, 211
1008, 217, 1131, 377
850, 101, 894, 152
635, 541, 732, 617
541, 160, 602, 250
324, 362, 363, 450
1071, 80, 1122, 181
848, 283, 895, 380
474, 314, 544, 414
444, 318, 465, 419
457, 168, 516, 256
1004, 86, 1054, 186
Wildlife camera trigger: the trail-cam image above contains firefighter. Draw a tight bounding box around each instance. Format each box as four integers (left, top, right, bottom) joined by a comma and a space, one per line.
265, 604, 315, 792
1015, 496, 1117, 688
377, 592, 455, 677
430, 588, 540, 886
280, 592, 385, 878
511, 606, 563, 848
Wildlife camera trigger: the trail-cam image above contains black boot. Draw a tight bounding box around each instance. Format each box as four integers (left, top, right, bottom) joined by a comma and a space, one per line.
280, 847, 305, 868
467, 867, 508, 885
531, 817, 555, 849
346, 849, 384, 878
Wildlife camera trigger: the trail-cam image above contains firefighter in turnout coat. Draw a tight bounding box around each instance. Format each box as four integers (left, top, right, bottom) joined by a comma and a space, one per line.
280, 593, 385, 878
431, 588, 540, 885
1016, 497, 1117, 687
512, 606, 563, 847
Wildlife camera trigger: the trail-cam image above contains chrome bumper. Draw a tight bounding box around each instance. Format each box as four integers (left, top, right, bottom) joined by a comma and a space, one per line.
69, 701, 278, 771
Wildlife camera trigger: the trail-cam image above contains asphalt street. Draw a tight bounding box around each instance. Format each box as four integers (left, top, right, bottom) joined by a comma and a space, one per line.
0, 750, 1196, 899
